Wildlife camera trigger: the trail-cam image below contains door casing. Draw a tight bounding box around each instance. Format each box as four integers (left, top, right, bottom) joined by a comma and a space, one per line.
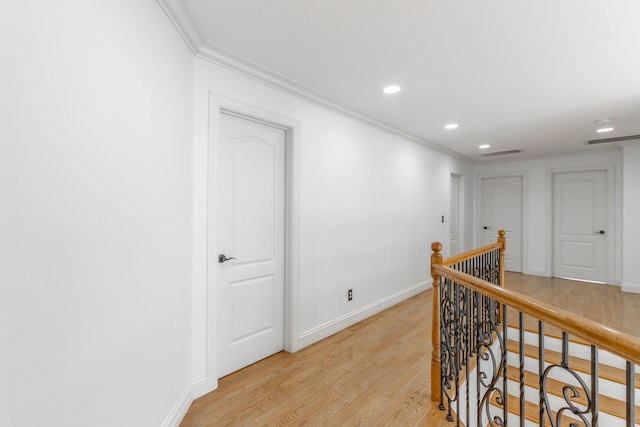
546, 165, 616, 284
206, 93, 301, 390
476, 172, 528, 273
449, 173, 463, 256
216, 112, 286, 377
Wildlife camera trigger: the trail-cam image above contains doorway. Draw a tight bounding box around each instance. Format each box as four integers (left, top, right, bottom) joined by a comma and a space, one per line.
552, 170, 609, 283
216, 111, 286, 377
480, 176, 523, 272
449, 174, 462, 256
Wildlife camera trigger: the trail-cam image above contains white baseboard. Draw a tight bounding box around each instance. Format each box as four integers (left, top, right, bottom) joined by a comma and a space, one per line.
297, 281, 430, 350
191, 375, 217, 400
621, 282, 640, 294
520, 269, 548, 277
161, 382, 193, 427
162, 282, 430, 425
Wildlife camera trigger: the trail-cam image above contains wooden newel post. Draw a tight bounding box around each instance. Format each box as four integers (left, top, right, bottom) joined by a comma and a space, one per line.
497, 230, 506, 287
430, 242, 443, 403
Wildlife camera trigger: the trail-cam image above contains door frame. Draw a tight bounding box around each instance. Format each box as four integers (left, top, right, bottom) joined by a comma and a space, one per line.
476, 172, 528, 273
546, 165, 616, 284
449, 172, 464, 256
205, 93, 301, 391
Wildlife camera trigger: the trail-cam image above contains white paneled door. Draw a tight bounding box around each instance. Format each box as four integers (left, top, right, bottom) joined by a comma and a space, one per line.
481, 176, 523, 272
552, 170, 607, 283
217, 112, 285, 378
449, 174, 460, 256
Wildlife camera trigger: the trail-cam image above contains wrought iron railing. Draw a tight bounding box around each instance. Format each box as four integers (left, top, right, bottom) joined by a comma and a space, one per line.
430, 231, 640, 427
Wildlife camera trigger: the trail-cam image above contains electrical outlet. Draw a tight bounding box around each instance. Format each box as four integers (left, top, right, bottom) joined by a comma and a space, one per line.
348, 289, 353, 301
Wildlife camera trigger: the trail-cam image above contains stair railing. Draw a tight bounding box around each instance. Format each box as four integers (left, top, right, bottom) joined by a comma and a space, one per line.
431, 230, 506, 423
431, 231, 640, 427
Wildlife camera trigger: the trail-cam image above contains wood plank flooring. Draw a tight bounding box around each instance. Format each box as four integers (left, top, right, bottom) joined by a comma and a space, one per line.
180, 291, 450, 426
180, 274, 640, 426
505, 272, 640, 338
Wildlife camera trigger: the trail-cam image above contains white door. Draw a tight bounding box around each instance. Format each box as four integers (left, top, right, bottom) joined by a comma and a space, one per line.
480, 176, 522, 272
217, 112, 286, 378
449, 174, 461, 256
552, 170, 607, 283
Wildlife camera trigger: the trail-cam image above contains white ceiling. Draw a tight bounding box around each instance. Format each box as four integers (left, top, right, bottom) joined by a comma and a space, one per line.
167, 0, 640, 162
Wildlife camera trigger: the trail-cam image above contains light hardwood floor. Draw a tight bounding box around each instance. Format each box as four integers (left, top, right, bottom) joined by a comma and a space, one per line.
180, 290, 450, 426
180, 274, 640, 426
505, 272, 640, 338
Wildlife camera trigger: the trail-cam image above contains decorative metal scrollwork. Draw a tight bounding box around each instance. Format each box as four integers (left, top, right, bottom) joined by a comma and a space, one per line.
440, 277, 461, 420
541, 364, 593, 427
473, 261, 500, 284
477, 302, 506, 427
435, 243, 638, 427
439, 248, 507, 426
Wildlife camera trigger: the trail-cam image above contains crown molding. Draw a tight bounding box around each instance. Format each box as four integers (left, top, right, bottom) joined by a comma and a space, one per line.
619, 138, 640, 148
155, 0, 205, 54
156, 1, 472, 163
197, 42, 471, 163
476, 145, 622, 165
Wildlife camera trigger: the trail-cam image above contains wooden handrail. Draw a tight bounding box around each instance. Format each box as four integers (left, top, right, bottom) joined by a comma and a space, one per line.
430, 242, 443, 403
442, 242, 501, 267
442, 230, 506, 287
430, 230, 506, 403
430, 231, 640, 422
433, 264, 640, 365
497, 230, 506, 287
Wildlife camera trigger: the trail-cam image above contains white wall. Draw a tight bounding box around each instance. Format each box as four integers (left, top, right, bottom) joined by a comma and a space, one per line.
0, 2, 194, 426
474, 150, 623, 282
622, 143, 640, 293
191, 58, 473, 395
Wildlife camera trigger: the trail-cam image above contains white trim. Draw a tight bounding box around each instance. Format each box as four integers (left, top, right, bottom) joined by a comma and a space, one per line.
153, 1, 471, 164
459, 174, 466, 253
477, 146, 622, 165
190, 375, 209, 400
195, 43, 471, 161
154, 0, 205, 53
621, 283, 640, 294
619, 139, 640, 147
522, 269, 548, 277
284, 118, 302, 352
448, 172, 464, 255
475, 172, 528, 274
160, 382, 193, 427
521, 174, 530, 276
203, 94, 302, 393
297, 282, 430, 350
546, 164, 616, 284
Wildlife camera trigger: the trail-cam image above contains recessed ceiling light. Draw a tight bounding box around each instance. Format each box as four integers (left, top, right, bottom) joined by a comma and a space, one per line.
382, 85, 401, 94
594, 118, 614, 133
444, 123, 459, 130
479, 144, 491, 149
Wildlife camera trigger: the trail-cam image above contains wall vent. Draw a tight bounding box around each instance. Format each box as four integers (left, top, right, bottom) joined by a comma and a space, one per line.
585, 135, 640, 145
480, 148, 523, 157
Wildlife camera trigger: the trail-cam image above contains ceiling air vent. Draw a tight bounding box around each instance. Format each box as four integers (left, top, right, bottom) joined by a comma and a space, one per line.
480, 149, 523, 157
585, 135, 640, 145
